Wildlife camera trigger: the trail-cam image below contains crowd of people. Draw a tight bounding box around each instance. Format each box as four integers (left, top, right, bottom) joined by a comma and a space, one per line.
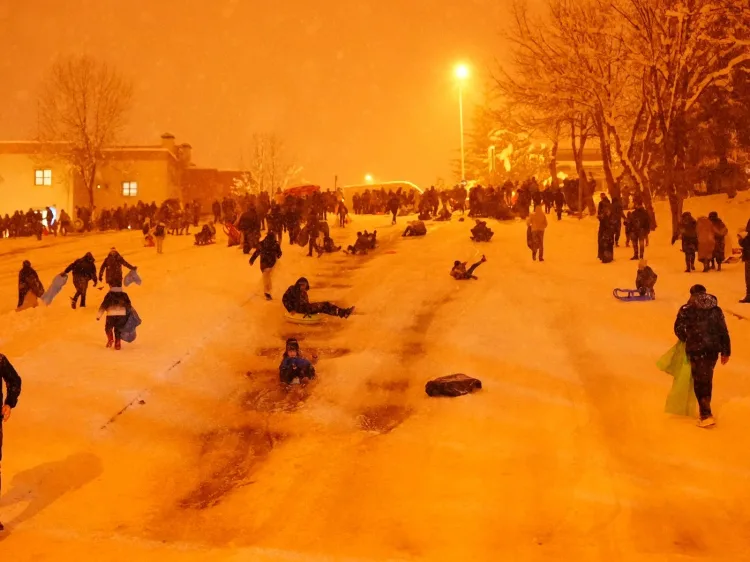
0, 207, 73, 239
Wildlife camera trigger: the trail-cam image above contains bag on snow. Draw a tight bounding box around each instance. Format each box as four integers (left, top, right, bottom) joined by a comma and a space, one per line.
41, 274, 69, 306
656, 341, 697, 416
124, 269, 142, 287
425, 374, 482, 397
120, 309, 142, 343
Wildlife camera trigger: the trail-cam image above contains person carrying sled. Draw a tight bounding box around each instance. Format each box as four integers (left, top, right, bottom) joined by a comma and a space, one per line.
63, 252, 97, 309
279, 338, 316, 385
403, 220, 427, 237
250, 232, 283, 301
739, 218, 750, 304
96, 287, 133, 350
338, 202, 348, 228
99, 248, 137, 288
527, 205, 548, 261
636, 259, 658, 299
450, 255, 487, 280
674, 284, 731, 428
0, 353, 22, 531
674, 212, 698, 273
17, 260, 44, 310
282, 277, 354, 318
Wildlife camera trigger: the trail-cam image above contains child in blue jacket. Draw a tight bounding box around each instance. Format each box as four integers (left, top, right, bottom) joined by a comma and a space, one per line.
279, 338, 316, 385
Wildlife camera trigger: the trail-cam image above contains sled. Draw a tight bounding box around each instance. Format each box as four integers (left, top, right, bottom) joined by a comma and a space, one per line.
284, 311, 324, 325
41, 274, 69, 306
613, 288, 654, 301
124, 269, 142, 287
223, 223, 241, 247
143, 234, 155, 247
120, 309, 142, 343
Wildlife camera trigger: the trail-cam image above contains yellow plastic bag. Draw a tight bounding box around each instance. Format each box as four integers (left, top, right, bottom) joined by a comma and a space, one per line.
656, 341, 698, 417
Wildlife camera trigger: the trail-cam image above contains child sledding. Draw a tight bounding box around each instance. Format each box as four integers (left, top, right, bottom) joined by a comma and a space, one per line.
194, 222, 217, 246
613, 260, 658, 301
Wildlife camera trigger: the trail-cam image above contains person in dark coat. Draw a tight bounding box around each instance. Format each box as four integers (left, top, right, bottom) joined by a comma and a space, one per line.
597, 206, 616, 263
96, 287, 133, 350
708, 211, 729, 271
629, 201, 651, 260
0, 353, 22, 532
674, 284, 731, 427
305, 211, 323, 257
635, 260, 658, 298
388, 195, 400, 225
63, 252, 97, 309
470, 220, 493, 242
250, 232, 283, 300
451, 255, 487, 280
99, 248, 136, 288
338, 202, 348, 228
674, 211, 698, 272
403, 220, 428, 237
238, 205, 261, 254
739, 218, 750, 303
282, 277, 354, 318
17, 260, 44, 309
553, 189, 565, 221
279, 338, 316, 385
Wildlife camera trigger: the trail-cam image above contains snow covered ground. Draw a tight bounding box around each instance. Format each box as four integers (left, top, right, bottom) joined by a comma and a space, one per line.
1, 193, 750, 561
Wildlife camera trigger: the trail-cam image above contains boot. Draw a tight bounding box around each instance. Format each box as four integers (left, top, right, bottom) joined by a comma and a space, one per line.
739, 297, 750, 304
106, 336, 114, 348
264, 293, 272, 301
114, 338, 121, 351
71, 296, 77, 309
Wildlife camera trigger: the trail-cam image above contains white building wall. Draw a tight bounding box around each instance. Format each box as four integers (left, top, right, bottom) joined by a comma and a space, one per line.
0, 153, 75, 216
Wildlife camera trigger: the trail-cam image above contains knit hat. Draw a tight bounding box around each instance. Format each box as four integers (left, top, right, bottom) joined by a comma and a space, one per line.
690, 284, 707, 295
22, 260, 30, 267
285, 338, 299, 353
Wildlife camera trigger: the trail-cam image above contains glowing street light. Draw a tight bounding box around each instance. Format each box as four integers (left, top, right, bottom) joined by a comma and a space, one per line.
454, 63, 470, 181
365, 174, 374, 183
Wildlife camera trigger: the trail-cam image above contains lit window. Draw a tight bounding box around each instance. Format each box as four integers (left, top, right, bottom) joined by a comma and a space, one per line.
35, 169, 52, 186
122, 181, 138, 197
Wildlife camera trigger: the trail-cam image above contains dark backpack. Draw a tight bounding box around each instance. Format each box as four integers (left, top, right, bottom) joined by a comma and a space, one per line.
425, 374, 482, 397
155, 225, 165, 237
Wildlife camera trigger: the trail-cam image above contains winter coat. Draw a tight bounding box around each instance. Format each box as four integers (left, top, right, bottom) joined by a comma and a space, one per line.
0, 354, 22, 408
97, 288, 132, 319
527, 207, 548, 232
679, 215, 698, 253
710, 217, 729, 260
629, 208, 651, 239
64, 254, 97, 283
19, 264, 44, 297
407, 221, 427, 236
279, 355, 316, 384
741, 223, 750, 262
636, 266, 658, 292
282, 279, 310, 314
674, 293, 731, 357
99, 251, 135, 287
696, 217, 716, 261
250, 235, 283, 270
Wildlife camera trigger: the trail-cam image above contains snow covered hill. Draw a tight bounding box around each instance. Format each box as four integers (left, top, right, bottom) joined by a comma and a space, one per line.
0, 196, 748, 561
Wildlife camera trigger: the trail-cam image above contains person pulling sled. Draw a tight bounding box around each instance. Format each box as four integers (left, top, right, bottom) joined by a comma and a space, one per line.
63, 252, 97, 309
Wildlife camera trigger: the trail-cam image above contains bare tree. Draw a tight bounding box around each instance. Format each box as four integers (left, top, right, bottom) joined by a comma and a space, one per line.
37, 55, 133, 210
239, 133, 302, 195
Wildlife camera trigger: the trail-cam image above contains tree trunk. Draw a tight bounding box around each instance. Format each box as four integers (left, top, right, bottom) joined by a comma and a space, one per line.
548, 121, 560, 187
87, 164, 97, 211
595, 114, 618, 199
571, 120, 589, 218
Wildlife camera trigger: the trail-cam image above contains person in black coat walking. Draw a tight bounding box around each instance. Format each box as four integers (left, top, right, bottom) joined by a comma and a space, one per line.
674, 284, 731, 427
388, 195, 400, 225
250, 232, 283, 300
674, 212, 698, 272
63, 252, 97, 308
99, 248, 136, 288
0, 353, 22, 531
17, 260, 44, 309
629, 201, 651, 260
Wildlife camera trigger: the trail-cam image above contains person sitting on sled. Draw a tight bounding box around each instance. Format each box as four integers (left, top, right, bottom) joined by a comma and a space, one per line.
347, 232, 370, 255
279, 338, 316, 385
470, 220, 494, 242
636, 259, 658, 299
450, 255, 487, 280
322, 234, 341, 253
403, 220, 427, 237
282, 277, 354, 318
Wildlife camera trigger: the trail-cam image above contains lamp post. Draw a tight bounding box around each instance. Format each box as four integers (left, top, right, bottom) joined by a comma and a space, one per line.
455, 64, 469, 182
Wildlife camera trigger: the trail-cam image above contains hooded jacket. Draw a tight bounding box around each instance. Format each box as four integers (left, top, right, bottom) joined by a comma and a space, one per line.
250, 234, 283, 270
282, 278, 310, 314
0, 354, 22, 408
64, 253, 97, 282
19, 262, 44, 296
97, 287, 132, 319
674, 293, 731, 357
527, 206, 548, 232
99, 250, 135, 287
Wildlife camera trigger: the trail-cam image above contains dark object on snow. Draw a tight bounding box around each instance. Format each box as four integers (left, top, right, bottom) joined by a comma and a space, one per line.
613, 288, 655, 301
120, 308, 142, 343
425, 374, 482, 397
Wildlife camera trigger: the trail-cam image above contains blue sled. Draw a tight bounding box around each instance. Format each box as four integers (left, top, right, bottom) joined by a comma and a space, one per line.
613, 288, 654, 302
124, 269, 142, 287
41, 274, 68, 306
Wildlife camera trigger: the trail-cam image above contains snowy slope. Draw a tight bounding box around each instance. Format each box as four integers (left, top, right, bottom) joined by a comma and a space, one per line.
0, 198, 749, 561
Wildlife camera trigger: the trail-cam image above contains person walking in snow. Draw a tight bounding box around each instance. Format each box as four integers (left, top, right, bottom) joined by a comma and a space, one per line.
553, 188, 565, 221
674, 284, 731, 428
388, 194, 400, 225
250, 232, 283, 301
597, 206, 616, 263
696, 216, 717, 272
708, 211, 729, 271
738, 218, 750, 304
629, 200, 651, 260
154, 220, 166, 254
63, 252, 97, 309
527, 204, 548, 261
96, 287, 133, 350
99, 248, 137, 288
0, 353, 22, 532
338, 202, 348, 228
282, 277, 354, 318
450, 255, 487, 280
674, 212, 698, 273
17, 260, 44, 310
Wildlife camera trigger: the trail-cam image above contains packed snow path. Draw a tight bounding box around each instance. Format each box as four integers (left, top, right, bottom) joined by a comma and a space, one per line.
1, 195, 749, 561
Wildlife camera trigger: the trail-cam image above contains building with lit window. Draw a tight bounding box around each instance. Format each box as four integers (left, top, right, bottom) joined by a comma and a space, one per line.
0, 133, 237, 218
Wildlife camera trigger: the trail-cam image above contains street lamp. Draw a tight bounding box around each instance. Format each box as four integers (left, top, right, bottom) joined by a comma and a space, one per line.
365, 174, 373, 183
454, 63, 469, 181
